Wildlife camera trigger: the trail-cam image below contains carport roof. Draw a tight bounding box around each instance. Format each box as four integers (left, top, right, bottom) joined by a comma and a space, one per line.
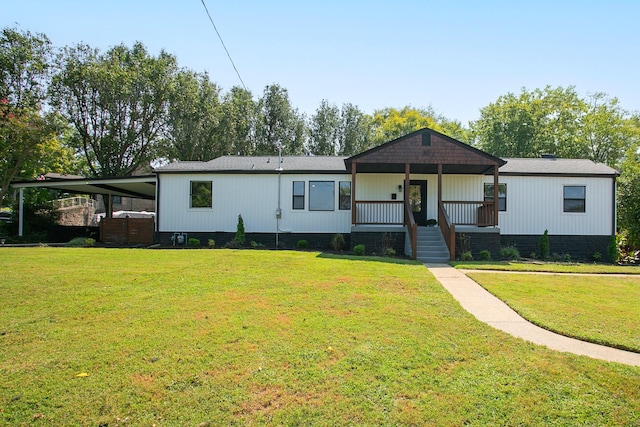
11, 175, 157, 199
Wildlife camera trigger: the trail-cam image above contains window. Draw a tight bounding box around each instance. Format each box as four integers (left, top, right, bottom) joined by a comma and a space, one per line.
484, 183, 507, 211
309, 181, 334, 211
190, 181, 212, 208
292, 181, 305, 210
112, 196, 122, 204
564, 186, 585, 212
339, 181, 351, 210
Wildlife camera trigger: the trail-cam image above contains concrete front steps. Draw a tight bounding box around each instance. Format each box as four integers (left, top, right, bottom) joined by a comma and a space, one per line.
415, 226, 450, 263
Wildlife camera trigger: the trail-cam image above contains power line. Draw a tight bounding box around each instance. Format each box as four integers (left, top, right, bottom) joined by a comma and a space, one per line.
199, 0, 247, 91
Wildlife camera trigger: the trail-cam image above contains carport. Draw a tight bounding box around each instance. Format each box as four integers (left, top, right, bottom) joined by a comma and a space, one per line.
11, 175, 157, 238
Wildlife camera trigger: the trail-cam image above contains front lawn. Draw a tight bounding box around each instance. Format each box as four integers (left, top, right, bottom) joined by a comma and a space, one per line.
0, 248, 638, 426
452, 260, 640, 274
468, 272, 640, 352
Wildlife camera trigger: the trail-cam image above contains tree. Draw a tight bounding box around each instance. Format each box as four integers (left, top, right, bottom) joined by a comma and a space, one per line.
617, 140, 640, 247
0, 27, 59, 207
338, 103, 372, 155
50, 42, 178, 177
255, 84, 306, 155
308, 99, 340, 155
218, 86, 257, 155
370, 107, 441, 146
165, 70, 221, 161
472, 86, 637, 166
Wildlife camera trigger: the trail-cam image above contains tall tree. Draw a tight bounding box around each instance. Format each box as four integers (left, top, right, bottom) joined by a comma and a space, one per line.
308, 99, 340, 155
50, 42, 178, 177
338, 103, 372, 155
0, 26, 57, 207
218, 86, 257, 155
255, 84, 306, 155
165, 70, 221, 161
472, 86, 637, 166
370, 107, 441, 146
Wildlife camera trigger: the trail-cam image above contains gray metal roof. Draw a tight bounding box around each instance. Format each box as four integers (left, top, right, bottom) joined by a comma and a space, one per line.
156, 156, 349, 173
500, 158, 618, 176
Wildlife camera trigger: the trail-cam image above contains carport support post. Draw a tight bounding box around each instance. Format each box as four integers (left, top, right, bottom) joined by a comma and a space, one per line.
18, 188, 24, 237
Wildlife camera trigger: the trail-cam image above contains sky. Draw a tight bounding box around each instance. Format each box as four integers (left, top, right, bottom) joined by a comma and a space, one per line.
4, 0, 640, 124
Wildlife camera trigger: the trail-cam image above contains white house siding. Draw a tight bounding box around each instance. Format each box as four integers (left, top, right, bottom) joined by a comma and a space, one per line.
484, 175, 614, 235
356, 173, 485, 221
158, 173, 352, 234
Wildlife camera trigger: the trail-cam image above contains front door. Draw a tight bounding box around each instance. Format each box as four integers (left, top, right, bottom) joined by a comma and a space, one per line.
409, 180, 427, 226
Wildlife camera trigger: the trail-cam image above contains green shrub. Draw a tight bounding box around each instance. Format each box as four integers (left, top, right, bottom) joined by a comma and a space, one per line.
224, 240, 240, 249
353, 244, 365, 256
478, 250, 491, 261
296, 239, 308, 249
207, 239, 215, 248
563, 253, 572, 262
66, 237, 95, 247
592, 251, 601, 262
250, 240, 264, 249
331, 233, 346, 251
539, 229, 550, 259
500, 246, 521, 260
607, 234, 619, 264
235, 215, 245, 246
384, 247, 396, 257
461, 251, 473, 261
529, 252, 537, 259
187, 238, 200, 247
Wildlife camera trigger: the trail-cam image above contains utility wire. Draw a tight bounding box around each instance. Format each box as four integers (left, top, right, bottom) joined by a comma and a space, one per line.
200, 0, 247, 90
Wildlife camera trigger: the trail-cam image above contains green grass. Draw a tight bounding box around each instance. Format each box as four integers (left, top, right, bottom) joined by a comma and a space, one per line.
468, 272, 640, 353
452, 260, 640, 274
0, 248, 639, 426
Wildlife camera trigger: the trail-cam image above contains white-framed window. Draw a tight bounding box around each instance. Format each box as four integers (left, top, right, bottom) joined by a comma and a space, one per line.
292, 181, 305, 210
190, 181, 212, 208
339, 181, 351, 210
309, 181, 334, 211
563, 185, 585, 213
484, 183, 507, 212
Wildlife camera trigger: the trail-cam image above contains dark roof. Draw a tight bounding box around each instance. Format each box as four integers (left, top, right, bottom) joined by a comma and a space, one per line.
500, 158, 618, 177
155, 156, 348, 173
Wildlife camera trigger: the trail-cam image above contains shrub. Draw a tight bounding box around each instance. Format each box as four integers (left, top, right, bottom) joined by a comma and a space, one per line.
235, 215, 245, 246
529, 252, 537, 260
461, 251, 473, 261
207, 239, 215, 248
384, 247, 396, 257
250, 240, 263, 249
592, 251, 601, 262
607, 234, 619, 264
478, 250, 491, 261
563, 253, 572, 262
224, 240, 240, 249
500, 246, 521, 260
66, 237, 95, 247
187, 238, 200, 247
331, 233, 346, 251
539, 229, 550, 259
353, 244, 365, 256
296, 239, 308, 249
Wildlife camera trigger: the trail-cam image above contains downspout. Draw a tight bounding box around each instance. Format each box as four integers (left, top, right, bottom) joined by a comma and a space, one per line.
275, 147, 283, 248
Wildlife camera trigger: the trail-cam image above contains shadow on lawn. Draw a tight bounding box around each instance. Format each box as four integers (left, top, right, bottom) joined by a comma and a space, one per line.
317, 252, 423, 265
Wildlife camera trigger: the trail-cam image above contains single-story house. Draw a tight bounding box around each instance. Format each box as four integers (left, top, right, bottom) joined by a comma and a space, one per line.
154, 128, 618, 262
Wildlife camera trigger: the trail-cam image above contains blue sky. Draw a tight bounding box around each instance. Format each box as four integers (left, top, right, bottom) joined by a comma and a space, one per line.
4, 0, 639, 124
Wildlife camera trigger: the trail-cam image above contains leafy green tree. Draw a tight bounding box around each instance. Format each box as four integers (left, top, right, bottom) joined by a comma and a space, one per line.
165, 70, 221, 161
50, 42, 178, 177
338, 103, 372, 155
308, 99, 340, 155
370, 107, 441, 145
255, 84, 306, 155
472, 86, 638, 167
617, 143, 640, 247
218, 86, 257, 155
0, 27, 76, 207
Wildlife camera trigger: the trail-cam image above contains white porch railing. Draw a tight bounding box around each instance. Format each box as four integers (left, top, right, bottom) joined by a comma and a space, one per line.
355, 201, 403, 224
53, 197, 96, 210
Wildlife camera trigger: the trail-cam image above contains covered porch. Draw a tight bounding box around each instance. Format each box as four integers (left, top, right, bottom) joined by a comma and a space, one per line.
345, 129, 506, 260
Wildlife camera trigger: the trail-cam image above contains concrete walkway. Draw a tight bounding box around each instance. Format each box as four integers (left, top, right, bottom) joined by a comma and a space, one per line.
427, 264, 640, 367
